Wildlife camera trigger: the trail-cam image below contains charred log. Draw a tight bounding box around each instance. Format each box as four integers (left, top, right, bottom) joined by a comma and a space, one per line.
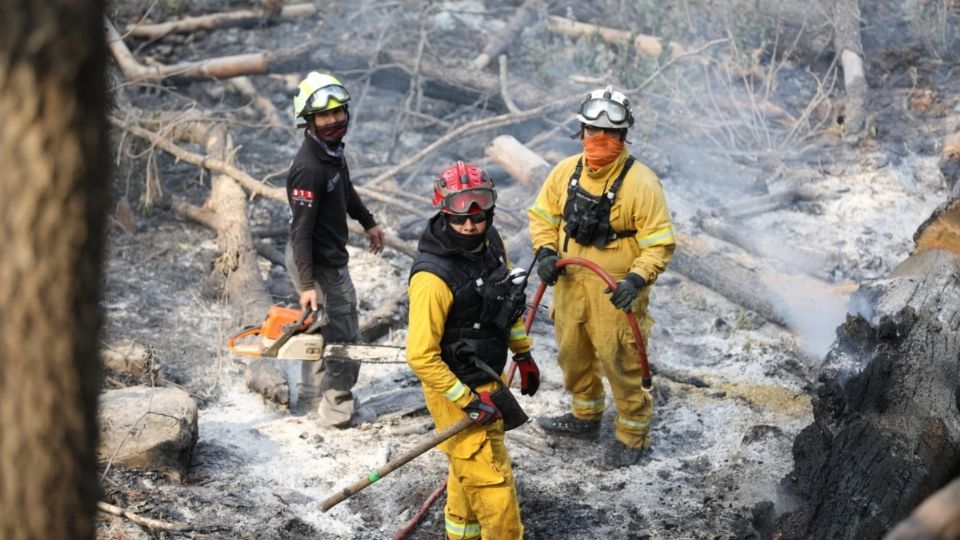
772, 248, 960, 539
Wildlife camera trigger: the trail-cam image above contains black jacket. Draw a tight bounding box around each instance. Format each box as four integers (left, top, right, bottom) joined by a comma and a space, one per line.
410, 213, 511, 387
286, 132, 376, 289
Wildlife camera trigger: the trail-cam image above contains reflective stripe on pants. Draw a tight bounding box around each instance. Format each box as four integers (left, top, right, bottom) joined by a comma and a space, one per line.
552, 271, 654, 448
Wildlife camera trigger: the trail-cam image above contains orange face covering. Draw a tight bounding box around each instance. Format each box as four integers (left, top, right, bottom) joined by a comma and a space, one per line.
582, 131, 624, 170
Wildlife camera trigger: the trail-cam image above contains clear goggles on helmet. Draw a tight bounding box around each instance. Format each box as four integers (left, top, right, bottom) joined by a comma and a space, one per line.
440, 188, 496, 215
308, 84, 350, 113
579, 98, 630, 124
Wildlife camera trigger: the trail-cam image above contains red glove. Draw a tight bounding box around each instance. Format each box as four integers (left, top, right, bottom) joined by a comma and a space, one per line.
463, 392, 502, 425
513, 351, 540, 396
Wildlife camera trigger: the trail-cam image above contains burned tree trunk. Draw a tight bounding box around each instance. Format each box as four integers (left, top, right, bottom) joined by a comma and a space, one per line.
772, 232, 960, 538
834, 0, 868, 136
0, 0, 108, 537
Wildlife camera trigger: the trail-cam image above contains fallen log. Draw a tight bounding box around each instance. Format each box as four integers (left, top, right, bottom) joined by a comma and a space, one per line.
546, 15, 687, 59
672, 233, 786, 326
485, 134, 552, 189
105, 18, 315, 83
471, 0, 538, 71
710, 185, 818, 219
771, 203, 960, 538
153, 116, 273, 323
124, 3, 316, 39
228, 76, 287, 130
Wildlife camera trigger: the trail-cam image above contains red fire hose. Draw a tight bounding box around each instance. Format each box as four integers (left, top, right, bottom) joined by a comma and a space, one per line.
391, 257, 652, 539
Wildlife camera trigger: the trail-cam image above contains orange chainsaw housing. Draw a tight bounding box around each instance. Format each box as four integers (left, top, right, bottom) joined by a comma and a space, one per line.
261, 306, 314, 339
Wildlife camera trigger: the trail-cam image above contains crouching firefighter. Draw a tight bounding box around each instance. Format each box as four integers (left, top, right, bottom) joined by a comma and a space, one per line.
528, 85, 675, 468
407, 162, 541, 539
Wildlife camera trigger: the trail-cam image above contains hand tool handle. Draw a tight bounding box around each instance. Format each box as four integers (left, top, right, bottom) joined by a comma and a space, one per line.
320, 416, 475, 512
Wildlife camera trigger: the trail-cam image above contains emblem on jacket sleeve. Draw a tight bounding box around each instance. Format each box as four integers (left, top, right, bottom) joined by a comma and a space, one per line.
292, 188, 314, 206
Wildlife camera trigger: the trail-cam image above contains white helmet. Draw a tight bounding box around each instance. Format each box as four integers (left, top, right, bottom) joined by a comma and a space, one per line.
293, 72, 350, 119
576, 85, 634, 129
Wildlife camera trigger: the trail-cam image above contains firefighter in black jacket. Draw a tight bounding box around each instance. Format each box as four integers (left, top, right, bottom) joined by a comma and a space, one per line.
285, 71, 384, 427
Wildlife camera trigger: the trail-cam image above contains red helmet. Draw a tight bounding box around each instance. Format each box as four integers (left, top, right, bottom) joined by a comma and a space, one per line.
433, 161, 497, 214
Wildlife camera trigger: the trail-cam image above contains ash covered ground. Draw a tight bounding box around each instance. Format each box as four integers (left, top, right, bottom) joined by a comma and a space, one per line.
98, 1, 957, 538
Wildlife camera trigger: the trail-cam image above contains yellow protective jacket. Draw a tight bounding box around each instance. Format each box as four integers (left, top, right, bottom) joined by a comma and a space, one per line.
528, 150, 675, 282
407, 228, 532, 454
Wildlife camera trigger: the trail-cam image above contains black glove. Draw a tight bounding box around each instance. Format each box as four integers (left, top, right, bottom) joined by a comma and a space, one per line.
604, 273, 647, 311
513, 351, 540, 396
536, 247, 563, 286
463, 392, 502, 425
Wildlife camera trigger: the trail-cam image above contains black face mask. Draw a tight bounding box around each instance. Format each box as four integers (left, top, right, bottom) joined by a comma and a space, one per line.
443, 210, 494, 252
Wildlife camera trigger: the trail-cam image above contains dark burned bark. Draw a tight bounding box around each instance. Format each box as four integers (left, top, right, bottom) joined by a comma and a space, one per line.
0, 0, 107, 538
772, 248, 960, 540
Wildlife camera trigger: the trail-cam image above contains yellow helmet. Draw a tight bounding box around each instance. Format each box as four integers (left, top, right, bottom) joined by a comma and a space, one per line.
293, 72, 350, 119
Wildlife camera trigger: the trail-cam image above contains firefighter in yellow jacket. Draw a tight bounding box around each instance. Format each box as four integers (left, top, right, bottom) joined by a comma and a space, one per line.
407, 162, 540, 539
529, 86, 675, 468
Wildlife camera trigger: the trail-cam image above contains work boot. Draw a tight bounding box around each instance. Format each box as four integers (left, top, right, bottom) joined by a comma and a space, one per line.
601, 440, 644, 469
537, 413, 600, 439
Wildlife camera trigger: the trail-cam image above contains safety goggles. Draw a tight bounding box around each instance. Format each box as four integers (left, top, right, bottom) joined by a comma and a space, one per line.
439, 188, 496, 215
308, 84, 350, 112
579, 98, 630, 124
446, 212, 488, 225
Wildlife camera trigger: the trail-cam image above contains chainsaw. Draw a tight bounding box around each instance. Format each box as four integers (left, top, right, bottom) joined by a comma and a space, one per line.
226, 305, 405, 364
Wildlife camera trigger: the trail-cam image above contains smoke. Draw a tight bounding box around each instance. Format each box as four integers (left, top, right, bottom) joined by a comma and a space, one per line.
774, 278, 851, 360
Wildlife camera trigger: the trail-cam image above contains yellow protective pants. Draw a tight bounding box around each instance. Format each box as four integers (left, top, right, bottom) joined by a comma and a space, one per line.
422, 381, 524, 540
551, 269, 654, 448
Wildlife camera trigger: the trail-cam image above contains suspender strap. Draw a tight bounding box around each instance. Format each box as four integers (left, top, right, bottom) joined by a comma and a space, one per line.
605, 156, 635, 200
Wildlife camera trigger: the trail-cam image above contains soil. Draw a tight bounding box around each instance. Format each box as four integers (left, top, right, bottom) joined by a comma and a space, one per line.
98, 1, 958, 539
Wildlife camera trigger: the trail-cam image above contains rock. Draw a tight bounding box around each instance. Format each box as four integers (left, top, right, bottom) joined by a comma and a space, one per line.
98, 385, 198, 481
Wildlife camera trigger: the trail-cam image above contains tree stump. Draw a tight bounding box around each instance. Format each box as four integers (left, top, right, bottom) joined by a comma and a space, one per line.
771, 247, 960, 539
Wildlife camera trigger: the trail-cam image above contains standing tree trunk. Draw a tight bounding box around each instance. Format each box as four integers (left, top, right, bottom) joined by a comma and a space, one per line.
0, 1, 107, 538
834, 0, 868, 136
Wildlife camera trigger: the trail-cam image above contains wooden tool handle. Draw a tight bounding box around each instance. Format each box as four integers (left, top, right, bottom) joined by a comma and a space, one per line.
320, 416, 475, 512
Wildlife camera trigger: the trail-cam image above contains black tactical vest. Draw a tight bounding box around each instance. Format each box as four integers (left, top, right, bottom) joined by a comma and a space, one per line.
562, 156, 637, 251
410, 234, 512, 387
